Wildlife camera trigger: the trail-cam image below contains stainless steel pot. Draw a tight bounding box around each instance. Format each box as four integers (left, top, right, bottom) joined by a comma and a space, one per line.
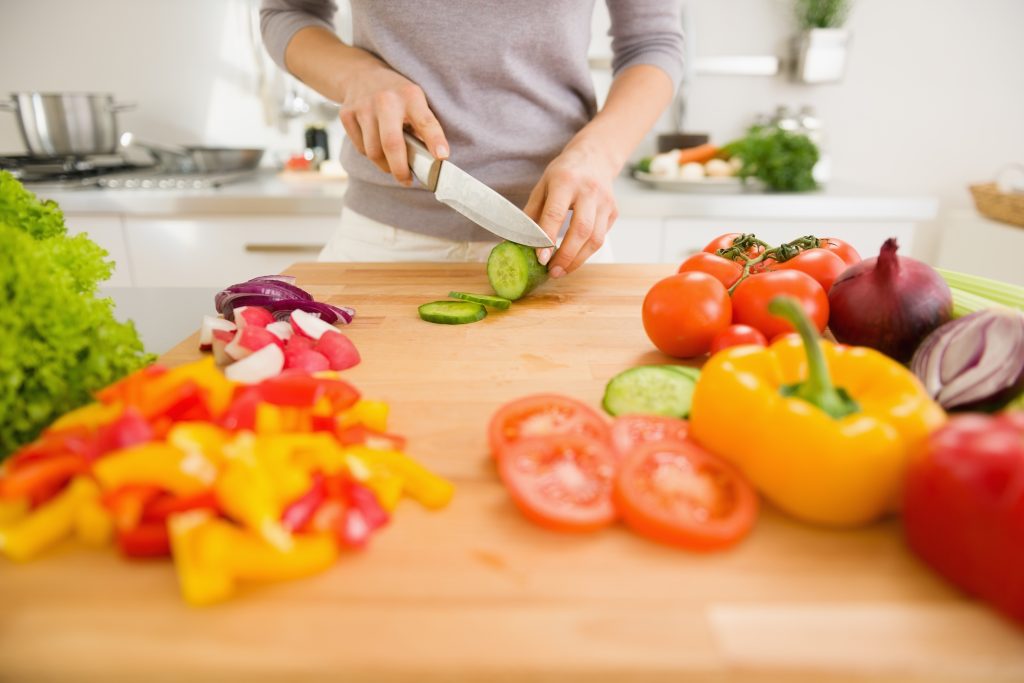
0, 92, 134, 157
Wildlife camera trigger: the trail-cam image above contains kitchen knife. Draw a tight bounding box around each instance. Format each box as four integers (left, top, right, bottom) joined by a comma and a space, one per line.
403, 132, 555, 248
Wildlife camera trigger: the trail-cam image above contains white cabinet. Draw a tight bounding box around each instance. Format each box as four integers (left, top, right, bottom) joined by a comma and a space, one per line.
124, 216, 336, 287
936, 210, 1024, 285
662, 219, 916, 265
606, 218, 664, 263
63, 213, 133, 286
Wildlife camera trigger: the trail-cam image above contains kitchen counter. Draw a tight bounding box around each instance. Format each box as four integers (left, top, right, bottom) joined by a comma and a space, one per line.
38, 172, 938, 222
3, 263, 1020, 682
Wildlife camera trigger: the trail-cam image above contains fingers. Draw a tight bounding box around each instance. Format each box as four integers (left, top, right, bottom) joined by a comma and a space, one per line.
524, 182, 556, 266
356, 109, 388, 175
406, 91, 449, 159
376, 96, 412, 186
547, 193, 598, 278
564, 205, 612, 274
339, 109, 365, 156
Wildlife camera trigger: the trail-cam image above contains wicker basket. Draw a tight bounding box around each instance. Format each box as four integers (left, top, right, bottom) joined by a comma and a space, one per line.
970, 166, 1024, 228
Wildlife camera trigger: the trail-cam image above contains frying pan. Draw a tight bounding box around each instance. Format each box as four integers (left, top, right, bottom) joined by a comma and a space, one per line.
120, 133, 264, 173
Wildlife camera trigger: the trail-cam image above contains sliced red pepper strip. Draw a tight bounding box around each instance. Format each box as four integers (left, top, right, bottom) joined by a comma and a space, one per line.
343, 480, 389, 531
281, 473, 327, 533
141, 490, 220, 524
335, 424, 407, 451
309, 498, 346, 535
0, 454, 88, 502
219, 387, 262, 431
101, 484, 164, 530
96, 365, 167, 405
6, 427, 96, 471
117, 522, 171, 558
93, 407, 154, 460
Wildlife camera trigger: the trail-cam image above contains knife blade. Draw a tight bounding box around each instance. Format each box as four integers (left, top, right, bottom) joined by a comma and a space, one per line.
404, 133, 555, 248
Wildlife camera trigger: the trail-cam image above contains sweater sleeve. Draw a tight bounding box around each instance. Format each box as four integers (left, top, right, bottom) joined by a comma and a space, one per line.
605, 0, 685, 86
260, 0, 338, 73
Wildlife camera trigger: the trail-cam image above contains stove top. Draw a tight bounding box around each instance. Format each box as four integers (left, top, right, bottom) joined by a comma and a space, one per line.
0, 154, 255, 190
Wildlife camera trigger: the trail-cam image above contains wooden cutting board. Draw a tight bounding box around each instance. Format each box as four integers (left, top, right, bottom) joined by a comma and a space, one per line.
2, 263, 1022, 682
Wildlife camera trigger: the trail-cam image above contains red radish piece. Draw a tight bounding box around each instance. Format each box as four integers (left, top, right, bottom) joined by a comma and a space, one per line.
225, 344, 285, 384
234, 306, 276, 330
290, 309, 337, 340
266, 320, 294, 342
211, 329, 234, 366
284, 346, 331, 373
316, 331, 361, 371
198, 316, 236, 351
226, 326, 282, 360
286, 334, 315, 352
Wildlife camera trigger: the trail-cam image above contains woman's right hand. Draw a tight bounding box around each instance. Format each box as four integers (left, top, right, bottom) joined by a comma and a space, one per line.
339, 65, 450, 186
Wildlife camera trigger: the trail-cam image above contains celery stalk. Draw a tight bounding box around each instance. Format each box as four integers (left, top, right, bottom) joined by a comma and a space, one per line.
948, 287, 1003, 318
937, 268, 1024, 313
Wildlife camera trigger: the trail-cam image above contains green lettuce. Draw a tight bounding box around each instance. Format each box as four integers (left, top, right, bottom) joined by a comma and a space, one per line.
0, 171, 153, 458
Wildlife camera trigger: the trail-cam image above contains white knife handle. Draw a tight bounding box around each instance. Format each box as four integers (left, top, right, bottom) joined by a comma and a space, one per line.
404, 132, 442, 191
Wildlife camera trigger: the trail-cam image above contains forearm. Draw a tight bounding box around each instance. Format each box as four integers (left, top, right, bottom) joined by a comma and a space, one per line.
568, 64, 675, 174
283, 26, 390, 103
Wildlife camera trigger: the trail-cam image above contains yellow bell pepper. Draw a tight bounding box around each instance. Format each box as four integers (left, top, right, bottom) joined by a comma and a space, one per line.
346, 446, 455, 510
93, 443, 217, 495
46, 401, 123, 434
0, 477, 100, 561
169, 510, 337, 606
166, 422, 230, 467
0, 498, 29, 525
217, 436, 292, 550
338, 400, 390, 432
690, 297, 945, 527
75, 499, 114, 546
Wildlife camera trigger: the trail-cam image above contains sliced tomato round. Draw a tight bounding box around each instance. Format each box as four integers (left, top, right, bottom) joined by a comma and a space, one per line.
610, 415, 690, 461
488, 394, 610, 457
614, 440, 758, 551
498, 434, 617, 532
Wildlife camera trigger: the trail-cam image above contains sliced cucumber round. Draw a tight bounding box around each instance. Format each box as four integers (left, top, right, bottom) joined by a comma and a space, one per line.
448, 291, 512, 310
486, 241, 549, 301
602, 366, 700, 418
418, 301, 487, 325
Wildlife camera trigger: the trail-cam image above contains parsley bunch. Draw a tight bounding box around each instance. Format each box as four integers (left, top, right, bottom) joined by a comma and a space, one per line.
723, 125, 820, 193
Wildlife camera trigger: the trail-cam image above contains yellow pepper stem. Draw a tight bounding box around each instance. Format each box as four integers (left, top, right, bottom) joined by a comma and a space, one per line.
769, 296, 860, 420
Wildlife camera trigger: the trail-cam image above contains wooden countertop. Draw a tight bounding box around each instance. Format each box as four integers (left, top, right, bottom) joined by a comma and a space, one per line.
1, 263, 1021, 682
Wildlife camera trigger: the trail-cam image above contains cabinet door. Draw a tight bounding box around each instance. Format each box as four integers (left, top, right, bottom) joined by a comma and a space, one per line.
606, 218, 664, 263
125, 216, 336, 287
936, 211, 1024, 286
63, 213, 133, 286
663, 219, 916, 265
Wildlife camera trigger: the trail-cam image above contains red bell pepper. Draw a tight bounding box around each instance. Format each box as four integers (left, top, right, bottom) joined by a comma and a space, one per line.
281, 473, 327, 532
117, 522, 171, 558
904, 412, 1024, 627
93, 407, 154, 459
96, 365, 167, 405
0, 454, 87, 504
141, 490, 220, 523
219, 387, 261, 431
102, 484, 164, 530
335, 424, 407, 451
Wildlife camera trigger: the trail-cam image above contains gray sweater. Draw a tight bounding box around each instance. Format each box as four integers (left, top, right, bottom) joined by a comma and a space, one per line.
261, 0, 684, 241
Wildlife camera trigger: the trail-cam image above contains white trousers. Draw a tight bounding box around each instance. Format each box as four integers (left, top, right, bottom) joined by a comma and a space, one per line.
319, 208, 614, 264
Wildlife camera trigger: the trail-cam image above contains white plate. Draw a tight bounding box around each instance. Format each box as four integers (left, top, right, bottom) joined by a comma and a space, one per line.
633, 170, 765, 194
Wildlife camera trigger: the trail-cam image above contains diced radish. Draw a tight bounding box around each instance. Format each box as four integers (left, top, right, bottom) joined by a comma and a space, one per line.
287, 334, 315, 352
316, 330, 361, 371
225, 344, 285, 384
226, 326, 281, 360
284, 346, 331, 373
199, 315, 236, 351
211, 329, 234, 366
290, 309, 337, 340
266, 320, 294, 342
235, 306, 276, 330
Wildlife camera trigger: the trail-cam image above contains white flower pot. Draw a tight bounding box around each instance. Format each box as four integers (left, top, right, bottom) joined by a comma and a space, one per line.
792, 28, 851, 84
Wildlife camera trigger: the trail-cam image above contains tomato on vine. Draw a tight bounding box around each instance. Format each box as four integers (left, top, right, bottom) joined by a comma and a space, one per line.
821, 238, 861, 266
677, 252, 744, 288
731, 270, 829, 339
773, 248, 847, 293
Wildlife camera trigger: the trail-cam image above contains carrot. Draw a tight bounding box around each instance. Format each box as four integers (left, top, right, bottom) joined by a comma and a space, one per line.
676, 144, 719, 165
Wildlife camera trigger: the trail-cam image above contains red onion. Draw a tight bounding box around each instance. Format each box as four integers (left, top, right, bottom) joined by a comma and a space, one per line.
827, 238, 952, 362
910, 309, 1024, 410
215, 275, 354, 323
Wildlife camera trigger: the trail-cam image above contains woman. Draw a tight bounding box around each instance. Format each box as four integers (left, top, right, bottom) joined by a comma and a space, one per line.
261, 1, 683, 277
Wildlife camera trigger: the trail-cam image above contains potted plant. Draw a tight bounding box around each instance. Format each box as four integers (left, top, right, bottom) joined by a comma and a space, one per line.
792, 0, 853, 84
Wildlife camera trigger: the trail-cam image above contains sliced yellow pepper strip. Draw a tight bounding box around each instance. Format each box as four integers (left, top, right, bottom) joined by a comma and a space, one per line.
94, 443, 216, 495
0, 477, 99, 561
0, 498, 29, 525
46, 401, 123, 434
75, 499, 114, 546
217, 436, 292, 551
169, 510, 234, 607
338, 400, 389, 432
167, 422, 230, 467
346, 446, 455, 510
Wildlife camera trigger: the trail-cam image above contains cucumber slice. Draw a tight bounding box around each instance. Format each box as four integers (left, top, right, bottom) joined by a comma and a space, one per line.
448, 291, 512, 310
418, 301, 487, 325
659, 365, 701, 381
487, 241, 549, 301
602, 366, 699, 418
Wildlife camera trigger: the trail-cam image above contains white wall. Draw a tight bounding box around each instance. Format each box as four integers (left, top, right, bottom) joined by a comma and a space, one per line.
1, 0, 1022, 211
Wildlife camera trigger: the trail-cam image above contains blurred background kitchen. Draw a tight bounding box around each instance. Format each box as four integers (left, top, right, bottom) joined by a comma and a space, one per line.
1, 0, 1022, 350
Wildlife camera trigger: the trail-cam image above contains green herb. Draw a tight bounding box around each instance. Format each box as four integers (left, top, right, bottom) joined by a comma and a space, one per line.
634, 157, 653, 174
723, 125, 820, 193
795, 0, 852, 30
0, 171, 154, 458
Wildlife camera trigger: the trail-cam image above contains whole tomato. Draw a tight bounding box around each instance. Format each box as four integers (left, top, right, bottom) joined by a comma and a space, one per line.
709, 324, 768, 354
821, 238, 861, 266
773, 248, 847, 293
702, 233, 764, 262
731, 270, 829, 339
642, 272, 732, 358
677, 252, 744, 288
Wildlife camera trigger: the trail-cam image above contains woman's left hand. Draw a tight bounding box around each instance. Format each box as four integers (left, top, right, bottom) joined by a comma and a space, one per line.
523, 139, 620, 278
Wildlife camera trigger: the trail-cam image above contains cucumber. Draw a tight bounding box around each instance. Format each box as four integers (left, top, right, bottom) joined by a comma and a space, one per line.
448, 291, 512, 310
418, 301, 487, 325
487, 241, 549, 301
602, 366, 699, 418
659, 365, 701, 381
